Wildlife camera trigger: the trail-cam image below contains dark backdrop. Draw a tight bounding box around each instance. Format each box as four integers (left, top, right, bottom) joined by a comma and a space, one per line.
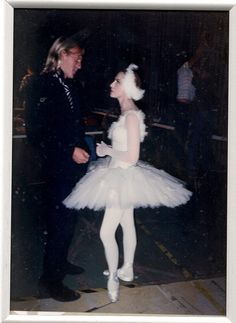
13, 9, 228, 136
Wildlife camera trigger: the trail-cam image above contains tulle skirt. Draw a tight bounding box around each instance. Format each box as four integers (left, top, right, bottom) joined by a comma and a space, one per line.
63, 157, 192, 211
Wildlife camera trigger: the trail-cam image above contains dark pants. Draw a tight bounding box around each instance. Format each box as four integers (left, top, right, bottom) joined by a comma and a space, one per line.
174, 103, 192, 165
41, 159, 87, 283
187, 110, 213, 176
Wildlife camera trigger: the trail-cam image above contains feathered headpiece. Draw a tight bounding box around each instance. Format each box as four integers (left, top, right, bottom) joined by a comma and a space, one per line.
122, 64, 145, 101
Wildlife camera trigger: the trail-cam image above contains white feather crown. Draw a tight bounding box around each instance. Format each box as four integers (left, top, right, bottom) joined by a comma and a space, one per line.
122, 64, 145, 101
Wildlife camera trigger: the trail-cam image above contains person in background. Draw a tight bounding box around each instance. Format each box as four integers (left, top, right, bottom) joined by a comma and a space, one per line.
24, 36, 90, 302
175, 57, 196, 165
63, 64, 192, 303
175, 32, 209, 173
187, 56, 216, 178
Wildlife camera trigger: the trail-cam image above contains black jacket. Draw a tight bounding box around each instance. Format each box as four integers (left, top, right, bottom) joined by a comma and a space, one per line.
24, 71, 89, 178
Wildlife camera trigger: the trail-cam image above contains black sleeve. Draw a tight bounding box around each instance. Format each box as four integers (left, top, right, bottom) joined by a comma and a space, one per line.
68, 80, 90, 153
25, 74, 90, 158
24, 75, 48, 149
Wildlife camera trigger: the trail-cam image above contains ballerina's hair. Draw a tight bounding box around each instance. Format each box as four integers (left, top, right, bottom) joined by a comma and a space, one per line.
122, 64, 145, 101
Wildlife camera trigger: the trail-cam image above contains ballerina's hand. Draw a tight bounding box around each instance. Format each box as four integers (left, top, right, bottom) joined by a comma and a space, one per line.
96, 141, 112, 157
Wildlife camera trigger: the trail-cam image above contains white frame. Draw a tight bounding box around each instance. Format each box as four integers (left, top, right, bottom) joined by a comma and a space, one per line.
1, 0, 236, 322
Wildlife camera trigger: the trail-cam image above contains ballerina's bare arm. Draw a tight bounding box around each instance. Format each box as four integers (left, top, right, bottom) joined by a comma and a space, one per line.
96, 113, 140, 164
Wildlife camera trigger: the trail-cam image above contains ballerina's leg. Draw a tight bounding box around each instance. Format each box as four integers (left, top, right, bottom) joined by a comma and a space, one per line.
119, 207, 136, 281
100, 207, 123, 302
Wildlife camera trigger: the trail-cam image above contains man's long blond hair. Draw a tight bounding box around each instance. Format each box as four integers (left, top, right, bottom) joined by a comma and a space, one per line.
42, 36, 84, 74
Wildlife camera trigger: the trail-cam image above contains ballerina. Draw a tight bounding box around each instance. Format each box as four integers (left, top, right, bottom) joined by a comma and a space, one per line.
63, 64, 192, 302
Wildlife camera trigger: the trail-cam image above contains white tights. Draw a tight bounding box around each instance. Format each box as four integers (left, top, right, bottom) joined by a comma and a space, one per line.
100, 207, 136, 275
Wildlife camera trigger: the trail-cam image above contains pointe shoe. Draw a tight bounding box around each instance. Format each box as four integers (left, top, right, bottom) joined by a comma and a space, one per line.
117, 264, 134, 282
107, 274, 119, 303
103, 269, 109, 276
103, 264, 134, 282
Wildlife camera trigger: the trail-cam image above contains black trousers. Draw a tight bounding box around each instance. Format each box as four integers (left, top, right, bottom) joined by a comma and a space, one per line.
175, 103, 192, 147
174, 103, 193, 167
187, 110, 214, 175
41, 160, 87, 283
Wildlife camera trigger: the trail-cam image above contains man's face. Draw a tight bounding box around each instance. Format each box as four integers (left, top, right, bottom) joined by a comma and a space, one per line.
60, 47, 83, 78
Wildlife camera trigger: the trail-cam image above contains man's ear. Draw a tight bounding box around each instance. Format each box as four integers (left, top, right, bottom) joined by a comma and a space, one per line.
60, 50, 67, 59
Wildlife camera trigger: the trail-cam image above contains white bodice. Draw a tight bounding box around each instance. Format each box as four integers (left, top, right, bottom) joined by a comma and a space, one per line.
108, 110, 147, 169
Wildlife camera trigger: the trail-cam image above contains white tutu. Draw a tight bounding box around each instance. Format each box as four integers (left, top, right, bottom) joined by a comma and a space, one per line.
63, 157, 192, 211
64, 110, 192, 211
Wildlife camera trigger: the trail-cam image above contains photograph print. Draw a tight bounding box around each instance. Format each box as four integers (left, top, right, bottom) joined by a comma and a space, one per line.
11, 7, 228, 315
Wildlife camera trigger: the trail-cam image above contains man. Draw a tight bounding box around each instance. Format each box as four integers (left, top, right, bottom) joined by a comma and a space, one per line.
24, 36, 90, 302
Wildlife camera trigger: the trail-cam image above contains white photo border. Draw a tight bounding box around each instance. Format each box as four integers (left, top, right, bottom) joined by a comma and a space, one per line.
1, 0, 236, 322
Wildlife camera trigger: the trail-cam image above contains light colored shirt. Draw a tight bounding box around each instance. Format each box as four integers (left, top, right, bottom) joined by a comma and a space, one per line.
177, 62, 196, 103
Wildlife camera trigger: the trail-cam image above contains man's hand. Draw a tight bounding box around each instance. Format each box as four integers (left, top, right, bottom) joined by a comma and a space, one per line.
72, 147, 90, 164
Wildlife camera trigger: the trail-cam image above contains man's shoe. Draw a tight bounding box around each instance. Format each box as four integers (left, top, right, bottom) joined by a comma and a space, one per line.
66, 262, 85, 275
38, 279, 80, 302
